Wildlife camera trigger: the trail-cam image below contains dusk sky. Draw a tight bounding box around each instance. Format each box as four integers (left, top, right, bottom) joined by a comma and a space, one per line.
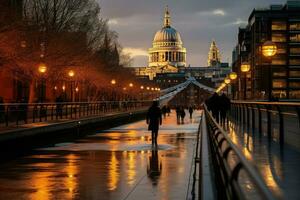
99, 0, 287, 67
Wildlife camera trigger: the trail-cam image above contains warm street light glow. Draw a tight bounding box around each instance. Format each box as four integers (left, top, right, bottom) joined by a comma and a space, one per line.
111, 79, 116, 85
158, 88, 161, 91
75, 87, 79, 92
241, 62, 250, 72
262, 41, 277, 57
54, 86, 57, 90
68, 70, 75, 77
140, 86, 144, 89
123, 87, 127, 90
146, 87, 150, 90
151, 87, 154, 91
129, 83, 133, 87
224, 78, 231, 84
229, 72, 237, 80
62, 85, 66, 91
38, 63, 47, 73
221, 83, 226, 88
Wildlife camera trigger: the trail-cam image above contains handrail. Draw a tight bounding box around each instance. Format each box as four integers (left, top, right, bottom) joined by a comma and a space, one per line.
204, 104, 276, 200
232, 100, 300, 106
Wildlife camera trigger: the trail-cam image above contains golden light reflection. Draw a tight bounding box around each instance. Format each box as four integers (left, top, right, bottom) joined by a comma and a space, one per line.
64, 154, 79, 198
28, 162, 56, 200
108, 151, 119, 191
127, 151, 136, 185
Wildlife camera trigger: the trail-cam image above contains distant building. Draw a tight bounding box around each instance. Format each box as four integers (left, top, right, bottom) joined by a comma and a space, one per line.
207, 40, 221, 67
136, 6, 186, 80
232, 1, 300, 100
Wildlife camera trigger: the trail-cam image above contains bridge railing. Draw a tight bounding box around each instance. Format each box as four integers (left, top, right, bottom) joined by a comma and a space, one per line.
230, 101, 300, 147
204, 104, 276, 200
0, 101, 152, 128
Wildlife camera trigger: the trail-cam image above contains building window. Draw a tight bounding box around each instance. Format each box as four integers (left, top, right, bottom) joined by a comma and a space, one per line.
290, 82, 300, 88
289, 90, 300, 98
272, 33, 286, 42
272, 90, 287, 99
290, 71, 300, 77
273, 71, 286, 77
272, 58, 286, 65
276, 47, 286, 54
272, 21, 286, 30
272, 79, 286, 88
290, 34, 300, 42
289, 23, 300, 31
290, 47, 300, 54
290, 59, 300, 65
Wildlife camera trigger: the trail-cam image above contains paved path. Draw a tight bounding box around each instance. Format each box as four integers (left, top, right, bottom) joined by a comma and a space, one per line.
0, 110, 201, 200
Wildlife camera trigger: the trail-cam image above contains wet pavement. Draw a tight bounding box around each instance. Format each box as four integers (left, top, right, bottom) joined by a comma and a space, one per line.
226, 119, 300, 200
0, 110, 201, 200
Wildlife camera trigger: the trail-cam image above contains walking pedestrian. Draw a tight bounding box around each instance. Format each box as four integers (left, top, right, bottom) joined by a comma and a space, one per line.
146, 101, 162, 147
188, 106, 193, 119
219, 93, 231, 126
180, 107, 186, 124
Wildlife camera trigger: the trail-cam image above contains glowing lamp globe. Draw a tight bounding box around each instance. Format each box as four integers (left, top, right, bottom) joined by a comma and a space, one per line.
38, 63, 47, 73
68, 70, 75, 77
224, 78, 231, 84
229, 72, 237, 80
262, 41, 277, 57
129, 83, 133, 87
221, 83, 226, 88
241, 63, 250, 72
140, 86, 144, 89
111, 79, 116, 85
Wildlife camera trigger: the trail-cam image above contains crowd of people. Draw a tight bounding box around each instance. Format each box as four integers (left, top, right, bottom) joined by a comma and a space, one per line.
205, 93, 231, 125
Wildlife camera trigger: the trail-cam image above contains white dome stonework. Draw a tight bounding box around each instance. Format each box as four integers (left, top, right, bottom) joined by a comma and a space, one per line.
148, 6, 186, 68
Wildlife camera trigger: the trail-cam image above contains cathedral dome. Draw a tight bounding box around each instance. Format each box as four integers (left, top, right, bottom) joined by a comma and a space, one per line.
153, 27, 182, 44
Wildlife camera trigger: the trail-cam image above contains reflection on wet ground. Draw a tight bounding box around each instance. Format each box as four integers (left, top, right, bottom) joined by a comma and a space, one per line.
226, 120, 300, 200
0, 110, 201, 200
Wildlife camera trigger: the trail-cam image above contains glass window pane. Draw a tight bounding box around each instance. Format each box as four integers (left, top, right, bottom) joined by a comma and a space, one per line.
290, 34, 300, 42
290, 82, 300, 88
290, 71, 300, 77
273, 79, 286, 88
272, 21, 286, 30
272, 33, 286, 42
289, 90, 300, 98
290, 23, 300, 30
290, 59, 300, 65
290, 47, 300, 54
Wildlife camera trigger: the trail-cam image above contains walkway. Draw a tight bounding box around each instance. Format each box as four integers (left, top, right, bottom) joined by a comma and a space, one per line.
0, 110, 202, 200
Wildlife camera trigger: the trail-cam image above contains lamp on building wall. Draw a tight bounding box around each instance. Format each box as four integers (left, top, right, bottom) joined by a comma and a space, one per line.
68, 70, 75, 102
262, 41, 277, 100
38, 63, 47, 102
229, 72, 237, 99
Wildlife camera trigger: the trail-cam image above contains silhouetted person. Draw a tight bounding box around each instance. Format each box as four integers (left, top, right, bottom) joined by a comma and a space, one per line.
17, 99, 28, 124
56, 95, 63, 119
176, 106, 181, 124
161, 105, 167, 118
147, 150, 162, 185
219, 93, 231, 125
188, 106, 193, 119
166, 106, 171, 116
206, 93, 220, 122
147, 101, 162, 147
180, 107, 186, 124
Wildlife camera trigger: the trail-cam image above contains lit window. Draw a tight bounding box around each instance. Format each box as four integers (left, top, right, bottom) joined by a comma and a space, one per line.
272, 58, 286, 65
272, 90, 287, 98
290, 82, 300, 88
290, 34, 300, 42
272, 79, 286, 88
273, 71, 286, 77
289, 90, 300, 98
290, 47, 300, 54
289, 23, 300, 31
290, 71, 300, 77
272, 21, 286, 30
272, 33, 286, 42
290, 59, 300, 65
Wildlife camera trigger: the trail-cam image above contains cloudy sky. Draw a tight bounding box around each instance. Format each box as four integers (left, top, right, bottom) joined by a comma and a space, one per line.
99, 0, 286, 67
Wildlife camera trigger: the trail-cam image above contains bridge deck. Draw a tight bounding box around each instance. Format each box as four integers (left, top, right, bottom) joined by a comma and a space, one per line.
0, 110, 202, 200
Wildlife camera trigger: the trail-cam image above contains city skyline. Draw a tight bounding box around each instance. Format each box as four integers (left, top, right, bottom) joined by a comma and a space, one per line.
100, 0, 287, 67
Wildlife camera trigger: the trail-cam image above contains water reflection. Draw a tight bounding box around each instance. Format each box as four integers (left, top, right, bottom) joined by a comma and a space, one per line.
107, 151, 119, 191
147, 150, 162, 185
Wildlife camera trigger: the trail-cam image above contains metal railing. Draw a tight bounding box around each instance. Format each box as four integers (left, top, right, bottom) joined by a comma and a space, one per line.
230, 101, 300, 147
204, 104, 276, 200
0, 101, 152, 128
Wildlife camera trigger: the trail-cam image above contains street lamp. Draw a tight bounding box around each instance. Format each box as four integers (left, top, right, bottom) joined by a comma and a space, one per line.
111, 79, 116, 85
129, 83, 133, 87
38, 63, 47, 102
140, 86, 144, 90
240, 62, 250, 100
229, 72, 237, 80
229, 72, 237, 99
68, 70, 75, 101
262, 41, 277, 100
224, 78, 231, 84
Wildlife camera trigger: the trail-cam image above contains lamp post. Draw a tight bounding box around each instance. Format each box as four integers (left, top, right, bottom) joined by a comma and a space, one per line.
229, 72, 237, 99
240, 62, 251, 100
68, 70, 75, 102
262, 41, 277, 100
224, 77, 231, 95
38, 63, 47, 102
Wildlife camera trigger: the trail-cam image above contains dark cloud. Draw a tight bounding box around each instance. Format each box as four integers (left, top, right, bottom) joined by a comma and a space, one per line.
98, 0, 287, 67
